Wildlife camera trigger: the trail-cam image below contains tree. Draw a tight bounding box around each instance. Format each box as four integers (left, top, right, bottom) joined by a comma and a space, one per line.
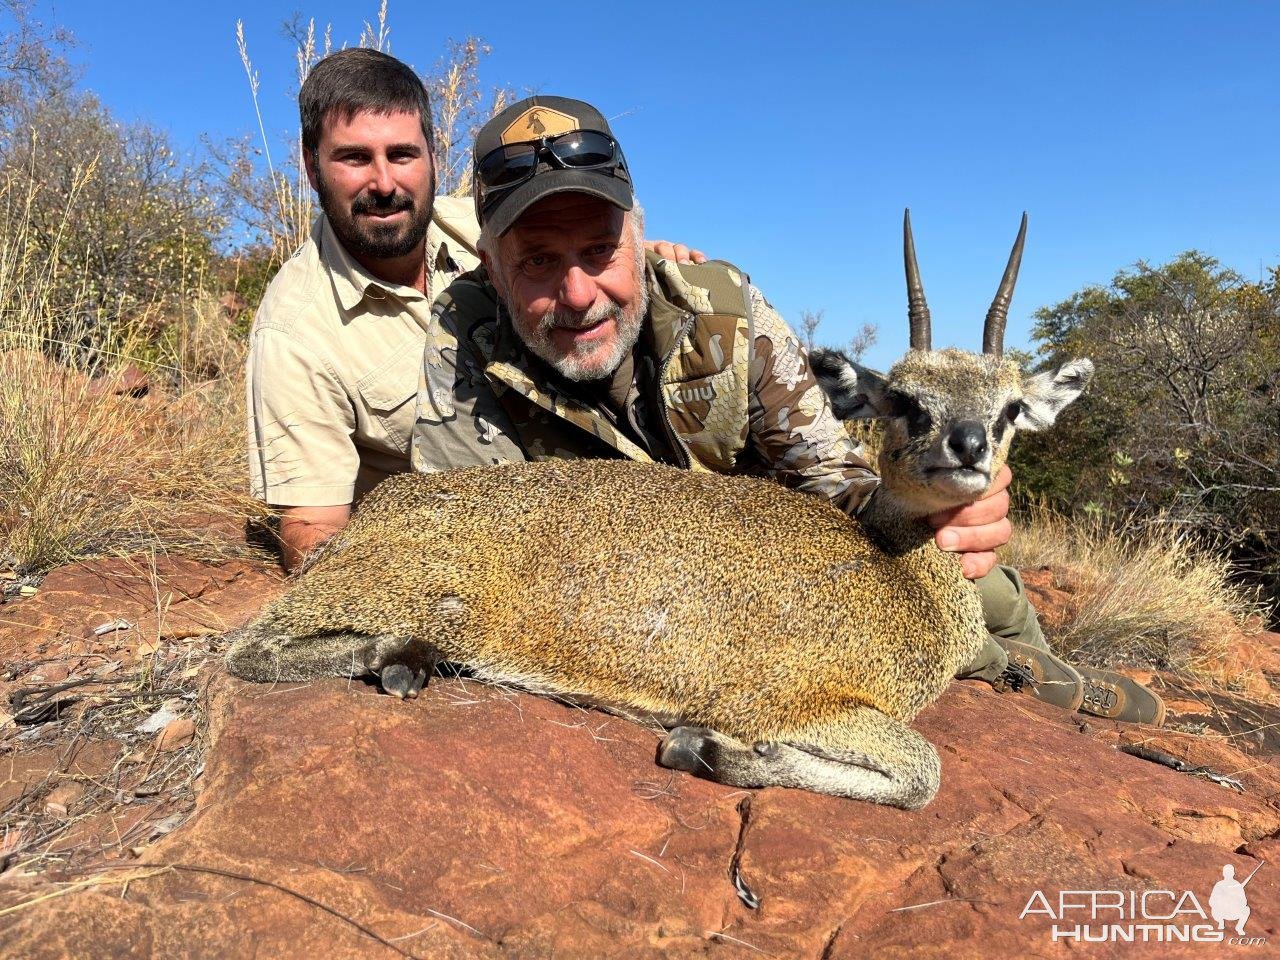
844, 321, 879, 364
7, 95, 220, 303
0, 0, 75, 124
1013, 252, 1280, 617
799, 307, 878, 363
799, 308, 823, 350
0, 5, 221, 360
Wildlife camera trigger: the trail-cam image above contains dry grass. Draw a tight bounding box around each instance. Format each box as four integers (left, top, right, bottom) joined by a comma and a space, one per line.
0, 350, 267, 573
429, 38, 511, 197
1003, 500, 1270, 684
164, 292, 250, 385
0, 151, 269, 576
234, 17, 316, 268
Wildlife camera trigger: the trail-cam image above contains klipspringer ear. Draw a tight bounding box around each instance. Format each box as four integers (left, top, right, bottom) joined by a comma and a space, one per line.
1015, 359, 1095, 431
809, 348, 890, 420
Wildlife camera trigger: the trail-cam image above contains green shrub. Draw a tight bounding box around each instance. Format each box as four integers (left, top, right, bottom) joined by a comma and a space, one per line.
1013, 252, 1280, 621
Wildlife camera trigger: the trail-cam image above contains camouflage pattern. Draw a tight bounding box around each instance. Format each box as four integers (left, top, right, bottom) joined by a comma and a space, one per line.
648, 257, 750, 473
740, 286, 879, 515
411, 253, 879, 515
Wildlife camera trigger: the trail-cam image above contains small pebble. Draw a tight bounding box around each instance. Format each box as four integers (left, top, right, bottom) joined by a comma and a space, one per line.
155, 716, 196, 751
44, 782, 85, 817
90, 619, 133, 637
31, 663, 69, 685
136, 702, 182, 735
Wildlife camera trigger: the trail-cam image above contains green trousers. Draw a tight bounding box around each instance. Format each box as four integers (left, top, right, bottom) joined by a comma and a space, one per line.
959, 565, 1048, 682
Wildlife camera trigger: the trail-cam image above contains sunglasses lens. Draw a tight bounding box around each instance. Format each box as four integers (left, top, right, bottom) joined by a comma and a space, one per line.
477, 144, 537, 189
548, 131, 616, 168
476, 131, 621, 198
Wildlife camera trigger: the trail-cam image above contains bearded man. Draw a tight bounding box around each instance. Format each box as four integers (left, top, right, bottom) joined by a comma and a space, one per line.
409, 95, 1165, 726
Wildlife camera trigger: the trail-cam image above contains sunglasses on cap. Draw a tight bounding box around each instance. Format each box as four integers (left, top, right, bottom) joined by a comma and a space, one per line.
475, 129, 627, 196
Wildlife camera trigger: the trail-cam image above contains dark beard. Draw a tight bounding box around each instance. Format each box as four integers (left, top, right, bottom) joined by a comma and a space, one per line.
315, 169, 433, 261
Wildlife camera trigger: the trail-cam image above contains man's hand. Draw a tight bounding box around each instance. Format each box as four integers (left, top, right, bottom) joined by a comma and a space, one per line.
644, 239, 708, 265
927, 465, 1013, 580
279, 504, 351, 572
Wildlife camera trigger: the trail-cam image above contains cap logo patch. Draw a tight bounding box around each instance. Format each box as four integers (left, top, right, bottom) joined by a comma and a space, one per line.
501, 107, 578, 145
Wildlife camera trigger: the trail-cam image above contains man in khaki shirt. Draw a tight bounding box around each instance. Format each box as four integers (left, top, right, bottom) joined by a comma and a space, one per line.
247, 49, 479, 568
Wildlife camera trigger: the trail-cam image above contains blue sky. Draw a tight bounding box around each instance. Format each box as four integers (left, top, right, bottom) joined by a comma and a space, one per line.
33, 1, 1280, 370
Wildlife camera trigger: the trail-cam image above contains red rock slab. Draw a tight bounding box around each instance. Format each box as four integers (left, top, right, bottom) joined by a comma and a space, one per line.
3, 675, 1278, 959
86, 363, 150, 398
0, 557, 284, 666
0, 557, 285, 881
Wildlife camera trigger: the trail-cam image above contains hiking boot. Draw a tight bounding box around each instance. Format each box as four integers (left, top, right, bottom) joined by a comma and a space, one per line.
991, 637, 1084, 713
1075, 668, 1166, 727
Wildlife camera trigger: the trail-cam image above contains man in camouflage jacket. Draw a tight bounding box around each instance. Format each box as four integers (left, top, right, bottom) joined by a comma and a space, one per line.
414, 97, 878, 514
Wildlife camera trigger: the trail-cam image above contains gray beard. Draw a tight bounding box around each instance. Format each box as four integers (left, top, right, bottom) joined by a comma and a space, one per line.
507, 286, 649, 382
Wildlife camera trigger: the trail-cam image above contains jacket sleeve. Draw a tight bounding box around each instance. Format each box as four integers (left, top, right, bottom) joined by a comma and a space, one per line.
745, 285, 880, 516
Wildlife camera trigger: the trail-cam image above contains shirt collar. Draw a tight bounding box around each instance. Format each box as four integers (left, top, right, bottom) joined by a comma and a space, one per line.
430, 230, 460, 275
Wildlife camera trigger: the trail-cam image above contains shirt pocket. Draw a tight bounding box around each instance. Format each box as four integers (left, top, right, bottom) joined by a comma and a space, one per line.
356, 337, 422, 453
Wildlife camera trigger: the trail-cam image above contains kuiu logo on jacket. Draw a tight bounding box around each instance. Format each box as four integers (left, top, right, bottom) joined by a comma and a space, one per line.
678, 383, 718, 405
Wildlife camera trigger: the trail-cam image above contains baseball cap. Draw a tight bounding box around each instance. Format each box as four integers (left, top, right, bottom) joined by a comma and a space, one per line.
472, 95, 633, 236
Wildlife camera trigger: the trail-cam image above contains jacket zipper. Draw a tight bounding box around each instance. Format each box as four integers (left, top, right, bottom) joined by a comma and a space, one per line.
656, 311, 696, 470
